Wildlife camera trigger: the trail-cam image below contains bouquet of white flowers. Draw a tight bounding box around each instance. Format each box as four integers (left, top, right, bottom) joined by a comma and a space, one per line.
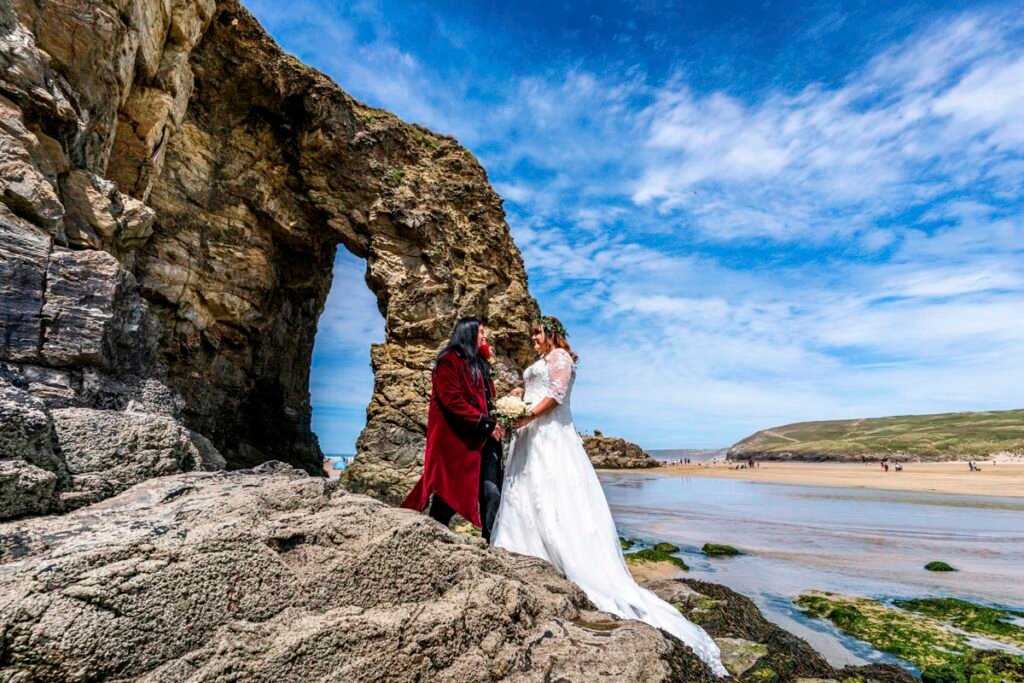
494, 395, 530, 429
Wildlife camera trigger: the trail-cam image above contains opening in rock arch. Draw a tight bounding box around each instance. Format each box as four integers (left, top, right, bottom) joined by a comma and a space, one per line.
311, 249, 384, 477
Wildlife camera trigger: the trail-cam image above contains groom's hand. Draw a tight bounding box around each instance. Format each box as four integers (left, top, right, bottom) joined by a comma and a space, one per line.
493, 424, 506, 440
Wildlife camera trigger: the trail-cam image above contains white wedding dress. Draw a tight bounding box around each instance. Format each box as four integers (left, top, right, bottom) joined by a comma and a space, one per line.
491, 349, 727, 676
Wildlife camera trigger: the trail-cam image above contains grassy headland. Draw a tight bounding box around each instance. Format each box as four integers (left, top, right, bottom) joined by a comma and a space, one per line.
728, 409, 1024, 461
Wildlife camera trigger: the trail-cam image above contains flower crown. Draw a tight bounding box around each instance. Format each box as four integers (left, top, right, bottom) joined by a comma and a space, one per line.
539, 316, 568, 339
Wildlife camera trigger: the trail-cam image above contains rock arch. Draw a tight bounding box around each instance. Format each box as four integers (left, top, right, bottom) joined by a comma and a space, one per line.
0, 0, 538, 508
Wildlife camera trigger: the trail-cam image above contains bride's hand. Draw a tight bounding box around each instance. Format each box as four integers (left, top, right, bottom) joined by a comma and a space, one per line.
510, 387, 524, 398
513, 415, 532, 430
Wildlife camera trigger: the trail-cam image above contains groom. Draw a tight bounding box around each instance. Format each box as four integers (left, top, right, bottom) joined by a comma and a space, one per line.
401, 317, 505, 542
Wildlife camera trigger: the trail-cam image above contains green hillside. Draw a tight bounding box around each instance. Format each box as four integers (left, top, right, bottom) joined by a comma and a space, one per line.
728, 409, 1024, 461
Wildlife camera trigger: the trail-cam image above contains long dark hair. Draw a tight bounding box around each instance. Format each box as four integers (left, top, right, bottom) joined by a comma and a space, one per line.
436, 316, 489, 381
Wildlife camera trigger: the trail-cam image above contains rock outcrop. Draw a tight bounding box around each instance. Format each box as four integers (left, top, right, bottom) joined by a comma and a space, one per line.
0, 464, 719, 682
583, 435, 660, 469
0, 0, 540, 509
0, 376, 222, 519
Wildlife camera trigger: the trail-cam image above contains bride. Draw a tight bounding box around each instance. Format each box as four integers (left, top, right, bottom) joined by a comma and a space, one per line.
491, 316, 727, 676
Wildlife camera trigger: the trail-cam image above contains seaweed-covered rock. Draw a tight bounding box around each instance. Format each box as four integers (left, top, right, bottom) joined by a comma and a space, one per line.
0, 464, 718, 682
796, 591, 1024, 681
892, 598, 1023, 648
643, 580, 915, 683
924, 561, 955, 572
626, 547, 689, 571
703, 543, 743, 556
921, 649, 1024, 683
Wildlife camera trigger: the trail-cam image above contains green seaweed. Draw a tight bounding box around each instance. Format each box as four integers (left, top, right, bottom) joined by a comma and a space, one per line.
795, 592, 971, 670
624, 548, 689, 571
619, 536, 635, 550
796, 592, 1024, 680
925, 561, 956, 572
702, 543, 742, 556
893, 598, 1024, 647
922, 649, 1024, 683
653, 542, 680, 553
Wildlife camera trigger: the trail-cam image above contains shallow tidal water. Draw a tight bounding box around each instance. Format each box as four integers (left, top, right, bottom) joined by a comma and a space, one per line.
598, 472, 1024, 668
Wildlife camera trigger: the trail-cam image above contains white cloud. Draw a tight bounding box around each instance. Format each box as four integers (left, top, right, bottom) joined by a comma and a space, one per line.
631, 10, 1024, 243
245, 1, 1024, 450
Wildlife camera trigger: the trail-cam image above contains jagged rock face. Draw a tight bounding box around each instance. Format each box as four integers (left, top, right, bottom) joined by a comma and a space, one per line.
0, 464, 718, 682
583, 435, 660, 469
0, 377, 222, 519
0, 0, 539, 503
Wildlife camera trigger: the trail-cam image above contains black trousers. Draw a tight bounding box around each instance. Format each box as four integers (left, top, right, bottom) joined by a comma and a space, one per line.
429, 437, 504, 542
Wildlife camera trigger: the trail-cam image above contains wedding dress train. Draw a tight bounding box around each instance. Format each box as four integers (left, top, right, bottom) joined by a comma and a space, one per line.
491, 349, 727, 676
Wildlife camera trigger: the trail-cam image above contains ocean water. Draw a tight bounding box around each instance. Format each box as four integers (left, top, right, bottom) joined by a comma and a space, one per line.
599, 472, 1024, 667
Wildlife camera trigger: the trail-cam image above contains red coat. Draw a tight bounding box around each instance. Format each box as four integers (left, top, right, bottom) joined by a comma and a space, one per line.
401, 350, 496, 527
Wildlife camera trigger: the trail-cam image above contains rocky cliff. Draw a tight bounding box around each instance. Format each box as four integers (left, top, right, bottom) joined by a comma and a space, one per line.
583, 435, 660, 469
0, 0, 539, 513
728, 409, 1024, 462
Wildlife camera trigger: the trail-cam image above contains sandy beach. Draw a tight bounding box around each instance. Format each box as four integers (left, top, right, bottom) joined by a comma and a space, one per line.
618, 461, 1024, 497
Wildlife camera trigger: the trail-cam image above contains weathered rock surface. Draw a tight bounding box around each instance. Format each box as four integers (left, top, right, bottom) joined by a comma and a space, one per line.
583, 435, 660, 469
0, 464, 718, 682
0, 460, 56, 518
0, 376, 222, 519
0, 0, 539, 501
52, 407, 226, 510
0, 378, 66, 516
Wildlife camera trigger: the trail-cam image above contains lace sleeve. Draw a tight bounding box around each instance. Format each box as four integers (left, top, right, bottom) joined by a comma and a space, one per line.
545, 349, 573, 404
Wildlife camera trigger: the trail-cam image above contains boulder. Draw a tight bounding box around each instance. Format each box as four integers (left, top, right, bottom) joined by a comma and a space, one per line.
0, 460, 56, 518
583, 435, 660, 469
0, 378, 66, 517
0, 376, 224, 519
0, 464, 718, 682
52, 407, 226, 510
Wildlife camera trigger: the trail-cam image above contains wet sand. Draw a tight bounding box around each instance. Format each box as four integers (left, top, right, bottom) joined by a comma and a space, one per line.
625, 558, 686, 583
615, 461, 1024, 497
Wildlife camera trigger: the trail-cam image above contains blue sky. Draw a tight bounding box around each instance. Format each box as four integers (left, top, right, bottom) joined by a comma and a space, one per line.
244, 0, 1024, 452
